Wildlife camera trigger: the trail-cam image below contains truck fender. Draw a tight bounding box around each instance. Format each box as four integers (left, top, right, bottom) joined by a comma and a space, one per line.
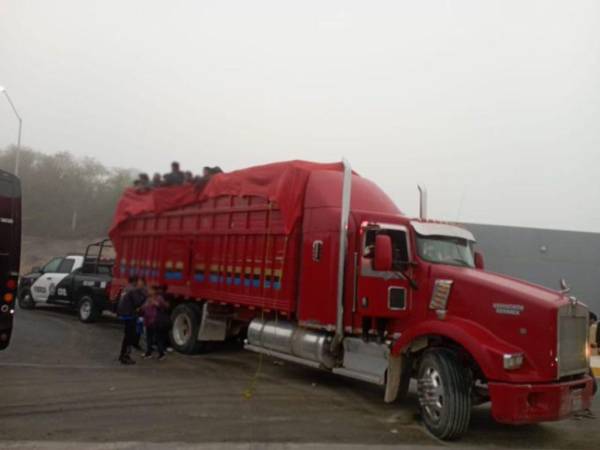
390, 317, 522, 380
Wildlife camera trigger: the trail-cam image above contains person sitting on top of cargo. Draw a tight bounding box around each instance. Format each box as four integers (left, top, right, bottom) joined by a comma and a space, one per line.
193, 166, 212, 191
163, 161, 185, 186
209, 166, 223, 175
151, 172, 163, 188
184, 171, 194, 184
135, 173, 151, 193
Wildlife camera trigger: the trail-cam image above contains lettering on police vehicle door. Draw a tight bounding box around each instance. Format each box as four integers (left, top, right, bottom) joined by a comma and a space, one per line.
83, 281, 95, 287
57, 288, 68, 297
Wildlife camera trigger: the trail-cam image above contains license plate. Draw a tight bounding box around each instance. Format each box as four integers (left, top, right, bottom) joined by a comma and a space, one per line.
571, 389, 583, 412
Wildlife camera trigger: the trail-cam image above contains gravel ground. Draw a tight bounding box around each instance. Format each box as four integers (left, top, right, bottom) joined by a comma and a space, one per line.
0, 305, 597, 449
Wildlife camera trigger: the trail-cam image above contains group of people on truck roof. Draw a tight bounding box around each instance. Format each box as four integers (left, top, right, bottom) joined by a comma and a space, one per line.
133, 161, 224, 193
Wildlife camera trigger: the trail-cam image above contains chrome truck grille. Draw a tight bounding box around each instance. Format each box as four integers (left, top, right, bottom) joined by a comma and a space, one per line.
557, 303, 589, 378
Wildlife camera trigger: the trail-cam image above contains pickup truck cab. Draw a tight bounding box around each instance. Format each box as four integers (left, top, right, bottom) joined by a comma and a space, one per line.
18, 240, 114, 322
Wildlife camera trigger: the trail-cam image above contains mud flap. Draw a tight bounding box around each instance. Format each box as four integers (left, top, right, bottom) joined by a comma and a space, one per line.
384, 354, 402, 403
197, 303, 230, 341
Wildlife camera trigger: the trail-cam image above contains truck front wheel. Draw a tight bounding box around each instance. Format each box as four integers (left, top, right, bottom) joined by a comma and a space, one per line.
170, 303, 207, 354
417, 349, 471, 440
78, 295, 101, 323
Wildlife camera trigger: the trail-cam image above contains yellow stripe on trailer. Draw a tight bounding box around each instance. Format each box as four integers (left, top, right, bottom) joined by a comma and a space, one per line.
591, 355, 600, 378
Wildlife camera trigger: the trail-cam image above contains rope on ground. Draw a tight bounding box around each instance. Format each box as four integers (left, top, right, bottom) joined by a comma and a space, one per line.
242, 202, 274, 400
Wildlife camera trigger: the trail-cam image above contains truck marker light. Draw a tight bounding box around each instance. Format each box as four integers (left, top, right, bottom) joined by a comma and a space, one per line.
3, 293, 14, 303
429, 279, 453, 310
503, 353, 524, 370
6, 279, 17, 290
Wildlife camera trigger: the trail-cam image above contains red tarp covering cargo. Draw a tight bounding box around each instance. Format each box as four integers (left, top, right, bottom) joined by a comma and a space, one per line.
108, 160, 352, 313
109, 160, 345, 239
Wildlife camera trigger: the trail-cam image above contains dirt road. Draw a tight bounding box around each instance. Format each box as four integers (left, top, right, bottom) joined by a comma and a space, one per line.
0, 306, 597, 448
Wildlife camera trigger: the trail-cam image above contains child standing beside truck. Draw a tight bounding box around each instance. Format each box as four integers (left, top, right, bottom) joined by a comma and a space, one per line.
140, 286, 170, 360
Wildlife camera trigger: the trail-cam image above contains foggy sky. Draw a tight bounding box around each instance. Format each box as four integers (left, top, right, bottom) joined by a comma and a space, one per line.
1, 0, 599, 232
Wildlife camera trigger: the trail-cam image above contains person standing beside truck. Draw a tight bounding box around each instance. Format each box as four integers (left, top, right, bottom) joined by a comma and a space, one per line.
117, 276, 146, 365
140, 285, 170, 360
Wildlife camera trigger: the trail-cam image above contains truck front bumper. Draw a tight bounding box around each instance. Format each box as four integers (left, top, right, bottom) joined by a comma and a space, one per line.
489, 375, 594, 424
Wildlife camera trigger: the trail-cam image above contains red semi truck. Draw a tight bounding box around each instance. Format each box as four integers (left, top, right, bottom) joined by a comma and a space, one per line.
109, 160, 594, 440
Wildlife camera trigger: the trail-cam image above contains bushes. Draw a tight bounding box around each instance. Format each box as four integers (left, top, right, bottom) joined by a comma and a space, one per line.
0, 146, 133, 238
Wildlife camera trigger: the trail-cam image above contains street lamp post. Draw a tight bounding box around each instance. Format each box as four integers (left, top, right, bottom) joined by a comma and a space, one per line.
0, 86, 23, 176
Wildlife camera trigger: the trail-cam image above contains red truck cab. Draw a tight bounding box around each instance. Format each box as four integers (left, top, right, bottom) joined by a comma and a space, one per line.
109, 160, 594, 440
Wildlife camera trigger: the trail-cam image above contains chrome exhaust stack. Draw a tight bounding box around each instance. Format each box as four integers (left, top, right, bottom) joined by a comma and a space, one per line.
331, 158, 352, 353
418, 185, 427, 220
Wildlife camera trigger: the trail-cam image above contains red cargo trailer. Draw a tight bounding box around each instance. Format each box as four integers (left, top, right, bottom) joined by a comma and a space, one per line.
109, 160, 594, 440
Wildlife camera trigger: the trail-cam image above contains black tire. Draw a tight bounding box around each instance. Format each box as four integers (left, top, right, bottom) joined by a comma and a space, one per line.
78, 295, 101, 323
18, 289, 35, 310
417, 349, 471, 440
169, 303, 207, 354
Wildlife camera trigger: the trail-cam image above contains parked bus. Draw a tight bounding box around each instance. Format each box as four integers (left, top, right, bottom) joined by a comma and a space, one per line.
0, 169, 21, 350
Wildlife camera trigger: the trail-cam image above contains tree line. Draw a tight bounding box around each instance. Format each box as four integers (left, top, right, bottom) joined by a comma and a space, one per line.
0, 146, 134, 238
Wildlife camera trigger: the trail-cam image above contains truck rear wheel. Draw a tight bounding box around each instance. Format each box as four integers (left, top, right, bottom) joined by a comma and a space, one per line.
417, 349, 471, 440
170, 303, 207, 354
78, 295, 101, 323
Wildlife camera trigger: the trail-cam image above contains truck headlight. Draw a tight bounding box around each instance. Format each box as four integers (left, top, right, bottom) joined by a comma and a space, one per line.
503, 353, 524, 370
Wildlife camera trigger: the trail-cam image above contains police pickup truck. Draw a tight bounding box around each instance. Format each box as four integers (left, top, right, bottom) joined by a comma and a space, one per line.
17, 239, 114, 323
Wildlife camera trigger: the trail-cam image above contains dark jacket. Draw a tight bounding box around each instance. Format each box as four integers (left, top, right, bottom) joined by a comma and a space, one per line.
117, 287, 146, 318
163, 170, 185, 186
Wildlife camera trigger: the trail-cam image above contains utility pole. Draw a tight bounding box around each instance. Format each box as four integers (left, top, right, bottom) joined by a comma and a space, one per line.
0, 86, 23, 176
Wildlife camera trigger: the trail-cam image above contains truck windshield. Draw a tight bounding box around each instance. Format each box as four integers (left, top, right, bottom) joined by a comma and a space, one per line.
416, 235, 475, 268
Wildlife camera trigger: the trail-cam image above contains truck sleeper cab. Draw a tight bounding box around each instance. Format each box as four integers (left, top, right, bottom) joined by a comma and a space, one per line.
109, 160, 594, 440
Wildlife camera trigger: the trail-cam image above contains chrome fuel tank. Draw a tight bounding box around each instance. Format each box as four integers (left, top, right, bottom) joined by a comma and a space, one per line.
247, 319, 336, 369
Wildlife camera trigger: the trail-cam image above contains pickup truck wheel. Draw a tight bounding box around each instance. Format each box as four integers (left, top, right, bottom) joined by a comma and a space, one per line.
18, 290, 35, 310
78, 295, 100, 323
417, 349, 471, 440
170, 303, 206, 354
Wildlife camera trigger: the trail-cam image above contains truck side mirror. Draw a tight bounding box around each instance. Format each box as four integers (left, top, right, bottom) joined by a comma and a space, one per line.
474, 251, 484, 270
374, 234, 393, 271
